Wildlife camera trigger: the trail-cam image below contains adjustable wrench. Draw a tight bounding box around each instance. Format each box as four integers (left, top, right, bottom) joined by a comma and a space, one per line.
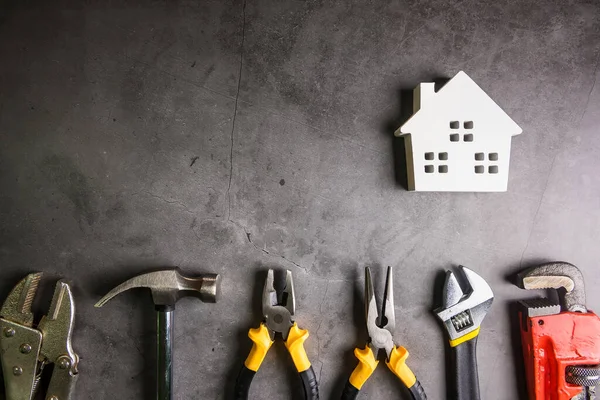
434, 266, 494, 400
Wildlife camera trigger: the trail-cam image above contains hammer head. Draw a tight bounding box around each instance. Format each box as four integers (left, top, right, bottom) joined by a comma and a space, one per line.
95, 268, 220, 309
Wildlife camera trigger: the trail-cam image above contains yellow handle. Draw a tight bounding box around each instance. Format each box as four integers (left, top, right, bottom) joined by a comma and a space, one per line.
348, 346, 378, 390
285, 323, 312, 372
386, 345, 417, 388
244, 323, 274, 372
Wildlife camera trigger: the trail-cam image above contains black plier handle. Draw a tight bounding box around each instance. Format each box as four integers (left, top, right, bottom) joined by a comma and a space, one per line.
234, 322, 319, 400
340, 346, 426, 400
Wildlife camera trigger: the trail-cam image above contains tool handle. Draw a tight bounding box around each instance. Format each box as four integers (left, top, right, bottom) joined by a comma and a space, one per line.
340, 347, 378, 400
233, 365, 256, 400
386, 346, 427, 400
286, 324, 320, 400
341, 380, 360, 400
46, 356, 79, 400
408, 380, 427, 400
234, 324, 274, 400
157, 307, 174, 400
449, 336, 480, 400
300, 365, 319, 400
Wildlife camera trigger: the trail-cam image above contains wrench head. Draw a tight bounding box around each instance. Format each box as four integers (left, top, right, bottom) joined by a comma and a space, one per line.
517, 262, 586, 313
435, 266, 494, 341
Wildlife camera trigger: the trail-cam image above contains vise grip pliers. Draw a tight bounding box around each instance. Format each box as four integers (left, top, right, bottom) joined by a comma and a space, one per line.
0, 272, 79, 400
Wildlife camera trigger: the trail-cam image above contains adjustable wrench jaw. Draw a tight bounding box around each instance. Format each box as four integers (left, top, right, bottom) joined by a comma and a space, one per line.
435, 266, 494, 342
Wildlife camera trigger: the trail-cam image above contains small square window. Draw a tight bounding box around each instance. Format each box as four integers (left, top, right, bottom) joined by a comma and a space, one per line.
475, 152, 484, 161
450, 134, 460, 142
489, 165, 498, 174
475, 165, 484, 174
439, 152, 448, 160
464, 134, 473, 142
489, 153, 498, 161
464, 121, 474, 129
450, 121, 459, 129
425, 152, 434, 160
439, 165, 448, 173
425, 165, 434, 173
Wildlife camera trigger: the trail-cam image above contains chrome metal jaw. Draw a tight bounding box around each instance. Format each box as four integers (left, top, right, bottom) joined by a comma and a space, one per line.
365, 266, 395, 360
435, 266, 494, 341
263, 269, 296, 340
0, 273, 79, 400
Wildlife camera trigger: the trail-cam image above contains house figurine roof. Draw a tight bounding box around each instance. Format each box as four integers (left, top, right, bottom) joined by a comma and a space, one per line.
395, 71, 522, 137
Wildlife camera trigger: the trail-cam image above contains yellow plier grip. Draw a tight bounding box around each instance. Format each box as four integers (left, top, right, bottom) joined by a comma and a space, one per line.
341, 345, 427, 400
348, 346, 378, 390
234, 323, 273, 400
285, 323, 319, 399
235, 323, 319, 400
244, 323, 274, 372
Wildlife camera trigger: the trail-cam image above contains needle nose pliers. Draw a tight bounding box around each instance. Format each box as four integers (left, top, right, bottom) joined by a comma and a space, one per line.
341, 266, 427, 400
234, 269, 319, 400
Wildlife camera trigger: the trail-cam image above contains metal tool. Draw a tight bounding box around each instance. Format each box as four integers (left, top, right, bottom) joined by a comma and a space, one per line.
434, 266, 493, 400
0, 272, 79, 400
95, 268, 220, 400
517, 262, 600, 400
341, 266, 427, 400
234, 269, 319, 400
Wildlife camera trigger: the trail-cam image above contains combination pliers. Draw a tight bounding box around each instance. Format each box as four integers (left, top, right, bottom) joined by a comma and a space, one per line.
341, 266, 426, 400
0, 273, 79, 400
234, 269, 319, 400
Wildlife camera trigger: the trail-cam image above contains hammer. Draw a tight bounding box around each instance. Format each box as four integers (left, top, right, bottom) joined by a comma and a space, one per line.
95, 268, 220, 400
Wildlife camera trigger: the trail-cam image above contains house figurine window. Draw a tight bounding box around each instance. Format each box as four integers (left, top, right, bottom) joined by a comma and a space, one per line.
449, 121, 475, 142
424, 152, 448, 174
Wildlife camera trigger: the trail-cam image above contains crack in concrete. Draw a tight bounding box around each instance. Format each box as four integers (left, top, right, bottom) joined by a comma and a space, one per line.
235, 221, 307, 272
579, 50, 600, 124
226, 0, 247, 221
132, 190, 194, 214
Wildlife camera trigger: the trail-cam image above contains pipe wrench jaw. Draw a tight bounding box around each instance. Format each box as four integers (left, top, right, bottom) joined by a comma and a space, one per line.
517, 263, 600, 400
517, 262, 586, 313
435, 266, 494, 343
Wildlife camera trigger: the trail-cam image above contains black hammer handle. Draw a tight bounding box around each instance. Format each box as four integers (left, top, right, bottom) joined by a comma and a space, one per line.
157, 306, 174, 400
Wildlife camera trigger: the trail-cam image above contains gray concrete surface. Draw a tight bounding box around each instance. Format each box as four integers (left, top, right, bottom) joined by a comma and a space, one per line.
1, 0, 599, 398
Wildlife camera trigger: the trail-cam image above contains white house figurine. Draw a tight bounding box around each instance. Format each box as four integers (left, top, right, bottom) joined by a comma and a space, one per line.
395, 71, 522, 192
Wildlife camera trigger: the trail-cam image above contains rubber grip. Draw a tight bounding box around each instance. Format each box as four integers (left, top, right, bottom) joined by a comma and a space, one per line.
233, 366, 256, 400
244, 324, 273, 371
340, 380, 359, 400
449, 336, 480, 400
285, 323, 312, 372
386, 346, 416, 388
349, 346, 378, 389
408, 380, 428, 400
299, 365, 320, 400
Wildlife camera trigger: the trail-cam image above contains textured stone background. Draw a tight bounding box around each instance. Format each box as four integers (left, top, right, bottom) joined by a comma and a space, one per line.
1, 0, 599, 399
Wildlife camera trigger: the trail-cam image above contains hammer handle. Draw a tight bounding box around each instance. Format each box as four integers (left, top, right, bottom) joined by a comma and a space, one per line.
157, 307, 174, 400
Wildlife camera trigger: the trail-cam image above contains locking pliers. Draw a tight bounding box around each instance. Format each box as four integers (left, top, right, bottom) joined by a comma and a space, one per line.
0, 272, 79, 400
